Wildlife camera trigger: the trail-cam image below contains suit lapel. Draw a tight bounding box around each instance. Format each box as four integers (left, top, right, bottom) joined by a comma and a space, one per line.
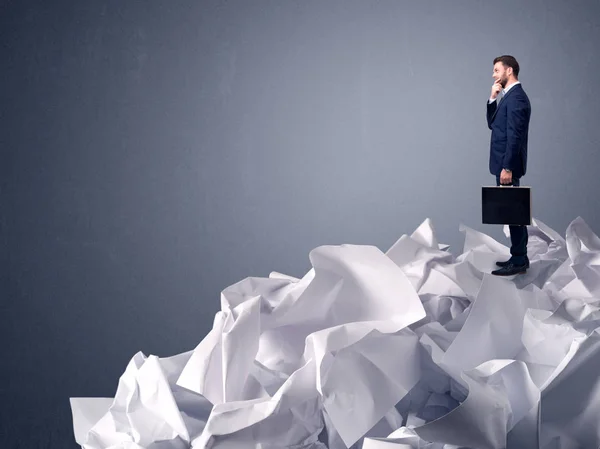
490, 84, 521, 123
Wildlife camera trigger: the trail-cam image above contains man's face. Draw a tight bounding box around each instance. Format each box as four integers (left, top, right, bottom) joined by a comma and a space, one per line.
492, 62, 511, 87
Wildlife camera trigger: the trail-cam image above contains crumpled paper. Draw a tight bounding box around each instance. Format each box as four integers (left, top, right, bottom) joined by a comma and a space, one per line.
70, 216, 600, 449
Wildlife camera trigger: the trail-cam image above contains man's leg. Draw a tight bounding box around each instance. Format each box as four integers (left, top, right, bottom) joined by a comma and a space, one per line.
495, 176, 529, 267
508, 177, 529, 266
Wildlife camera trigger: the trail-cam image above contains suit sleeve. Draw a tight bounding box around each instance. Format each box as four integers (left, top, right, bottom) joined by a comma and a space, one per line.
503, 96, 529, 170
486, 100, 497, 130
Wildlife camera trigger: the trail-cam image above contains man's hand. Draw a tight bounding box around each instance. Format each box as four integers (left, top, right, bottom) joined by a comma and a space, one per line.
500, 169, 513, 185
490, 79, 502, 100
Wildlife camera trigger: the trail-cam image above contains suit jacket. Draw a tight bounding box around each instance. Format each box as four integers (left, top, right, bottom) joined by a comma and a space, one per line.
486, 83, 531, 178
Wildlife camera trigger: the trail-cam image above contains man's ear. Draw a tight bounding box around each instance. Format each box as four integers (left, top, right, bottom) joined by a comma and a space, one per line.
507, 67, 513, 77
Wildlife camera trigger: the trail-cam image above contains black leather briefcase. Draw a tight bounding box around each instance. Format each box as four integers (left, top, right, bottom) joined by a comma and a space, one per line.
482, 186, 531, 225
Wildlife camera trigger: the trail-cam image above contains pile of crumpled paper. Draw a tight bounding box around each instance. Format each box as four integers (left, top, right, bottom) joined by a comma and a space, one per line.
70, 216, 600, 449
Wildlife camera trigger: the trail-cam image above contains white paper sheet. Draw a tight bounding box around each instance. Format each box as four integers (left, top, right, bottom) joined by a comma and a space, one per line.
71, 216, 600, 449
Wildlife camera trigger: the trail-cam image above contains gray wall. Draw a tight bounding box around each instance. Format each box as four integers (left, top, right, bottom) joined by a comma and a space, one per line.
2, 0, 599, 447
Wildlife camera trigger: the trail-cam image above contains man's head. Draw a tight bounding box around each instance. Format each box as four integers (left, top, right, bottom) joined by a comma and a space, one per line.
492, 55, 520, 88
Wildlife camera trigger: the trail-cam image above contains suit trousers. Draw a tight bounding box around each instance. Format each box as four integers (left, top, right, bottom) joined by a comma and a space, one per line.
495, 175, 529, 265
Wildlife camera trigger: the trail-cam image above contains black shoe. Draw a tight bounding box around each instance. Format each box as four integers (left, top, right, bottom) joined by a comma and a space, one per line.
492, 262, 528, 276
495, 259, 529, 268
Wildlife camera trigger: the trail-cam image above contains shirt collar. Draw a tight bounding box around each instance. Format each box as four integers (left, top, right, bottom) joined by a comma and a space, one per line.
503, 81, 521, 95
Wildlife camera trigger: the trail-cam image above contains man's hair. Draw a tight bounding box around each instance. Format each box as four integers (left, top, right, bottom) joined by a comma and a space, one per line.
493, 55, 520, 78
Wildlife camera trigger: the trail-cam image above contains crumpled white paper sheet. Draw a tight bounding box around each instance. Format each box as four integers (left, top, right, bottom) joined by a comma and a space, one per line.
70, 216, 600, 449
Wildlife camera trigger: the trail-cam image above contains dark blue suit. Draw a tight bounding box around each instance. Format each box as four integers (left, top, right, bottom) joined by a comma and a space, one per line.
486, 83, 531, 178
486, 83, 531, 265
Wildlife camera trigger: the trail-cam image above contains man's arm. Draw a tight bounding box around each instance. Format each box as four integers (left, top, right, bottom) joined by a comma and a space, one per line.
486, 99, 497, 130
486, 80, 502, 129
503, 96, 529, 171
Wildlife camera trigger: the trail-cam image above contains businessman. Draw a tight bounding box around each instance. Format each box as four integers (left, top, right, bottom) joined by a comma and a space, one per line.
486, 55, 531, 276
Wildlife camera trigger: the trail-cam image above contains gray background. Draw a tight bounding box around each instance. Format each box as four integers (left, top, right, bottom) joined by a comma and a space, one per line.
2, 0, 599, 447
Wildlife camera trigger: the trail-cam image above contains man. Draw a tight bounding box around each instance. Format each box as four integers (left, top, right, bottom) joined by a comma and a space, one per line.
486, 55, 531, 276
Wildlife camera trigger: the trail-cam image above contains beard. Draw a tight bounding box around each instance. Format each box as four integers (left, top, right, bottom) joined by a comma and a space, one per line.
500, 76, 508, 88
